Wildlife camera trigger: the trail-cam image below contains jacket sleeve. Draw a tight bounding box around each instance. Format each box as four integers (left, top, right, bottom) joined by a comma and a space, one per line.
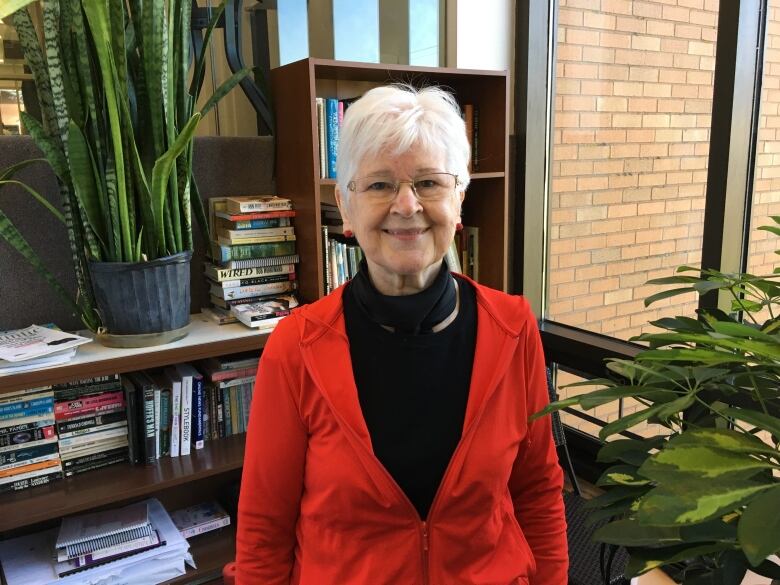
508, 316, 569, 585
236, 320, 308, 585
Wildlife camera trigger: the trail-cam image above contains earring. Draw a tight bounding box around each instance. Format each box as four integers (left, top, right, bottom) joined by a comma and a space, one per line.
344, 229, 354, 238
455, 223, 463, 232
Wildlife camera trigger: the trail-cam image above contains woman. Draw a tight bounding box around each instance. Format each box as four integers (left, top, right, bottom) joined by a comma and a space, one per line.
236, 85, 568, 585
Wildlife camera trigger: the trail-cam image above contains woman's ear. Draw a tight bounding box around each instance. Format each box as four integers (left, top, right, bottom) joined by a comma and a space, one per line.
335, 186, 353, 234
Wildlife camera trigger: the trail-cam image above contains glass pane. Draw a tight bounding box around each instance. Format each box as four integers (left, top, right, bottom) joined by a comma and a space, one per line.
547, 1, 719, 339
409, 0, 440, 66
748, 0, 780, 294
333, 0, 380, 63
278, 0, 309, 66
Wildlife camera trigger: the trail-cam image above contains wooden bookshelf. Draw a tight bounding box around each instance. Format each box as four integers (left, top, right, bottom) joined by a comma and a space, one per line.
271, 57, 509, 301
0, 313, 269, 394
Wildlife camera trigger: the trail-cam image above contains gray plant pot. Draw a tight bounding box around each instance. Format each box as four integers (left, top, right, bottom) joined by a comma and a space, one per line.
89, 251, 192, 336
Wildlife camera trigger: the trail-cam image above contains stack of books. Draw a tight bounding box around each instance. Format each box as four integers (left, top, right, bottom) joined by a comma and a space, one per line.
53, 375, 130, 477
170, 500, 231, 539
198, 352, 260, 438
54, 501, 164, 578
203, 196, 300, 329
0, 386, 62, 493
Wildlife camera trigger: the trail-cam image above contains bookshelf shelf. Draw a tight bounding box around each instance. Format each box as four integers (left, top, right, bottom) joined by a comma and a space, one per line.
0, 433, 245, 534
0, 313, 269, 394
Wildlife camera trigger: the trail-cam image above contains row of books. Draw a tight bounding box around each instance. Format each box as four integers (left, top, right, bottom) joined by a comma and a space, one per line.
0, 352, 262, 493
204, 195, 302, 328
0, 498, 208, 584
322, 226, 364, 295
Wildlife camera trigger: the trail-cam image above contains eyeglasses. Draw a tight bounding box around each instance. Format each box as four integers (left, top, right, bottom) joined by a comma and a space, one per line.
347, 172, 461, 203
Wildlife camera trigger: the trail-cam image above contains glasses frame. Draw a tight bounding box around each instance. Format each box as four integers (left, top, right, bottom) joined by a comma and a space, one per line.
347, 172, 462, 201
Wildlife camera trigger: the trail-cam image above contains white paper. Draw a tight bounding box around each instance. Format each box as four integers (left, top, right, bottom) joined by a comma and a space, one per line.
0, 498, 190, 585
0, 325, 90, 362
0, 348, 76, 373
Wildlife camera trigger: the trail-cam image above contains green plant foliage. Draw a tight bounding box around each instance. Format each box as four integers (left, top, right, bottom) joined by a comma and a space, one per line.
1, 0, 255, 330
536, 216, 780, 582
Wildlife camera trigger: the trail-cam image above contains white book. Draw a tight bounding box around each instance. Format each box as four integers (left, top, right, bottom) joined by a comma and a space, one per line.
57, 426, 129, 449
168, 373, 182, 458
0, 463, 62, 486
175, 365, 193, 457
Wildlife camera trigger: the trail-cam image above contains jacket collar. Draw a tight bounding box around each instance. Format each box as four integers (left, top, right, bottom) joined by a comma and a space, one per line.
296, 276, 527, 455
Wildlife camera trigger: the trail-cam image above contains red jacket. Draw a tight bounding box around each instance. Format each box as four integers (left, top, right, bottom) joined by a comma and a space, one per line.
236, 279, 568, 585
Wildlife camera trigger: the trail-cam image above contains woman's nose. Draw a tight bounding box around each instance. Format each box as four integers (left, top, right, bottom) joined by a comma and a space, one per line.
391, 182, 423, 216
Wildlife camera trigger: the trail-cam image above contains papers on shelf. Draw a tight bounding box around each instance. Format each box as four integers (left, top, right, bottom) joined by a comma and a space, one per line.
0, 498, 192, 585
0, 347, 77, 374
0, 325, 90, 363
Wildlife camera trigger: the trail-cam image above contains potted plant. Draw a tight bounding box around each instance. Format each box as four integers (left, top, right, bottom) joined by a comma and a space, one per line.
0, 0, 251, 345
536, 218, 780, 584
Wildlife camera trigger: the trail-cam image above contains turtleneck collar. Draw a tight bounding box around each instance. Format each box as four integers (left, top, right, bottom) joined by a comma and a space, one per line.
347, 259, 457, 335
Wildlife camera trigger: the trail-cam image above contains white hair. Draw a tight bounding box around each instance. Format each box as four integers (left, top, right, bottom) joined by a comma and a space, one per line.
336, 84, 471, 199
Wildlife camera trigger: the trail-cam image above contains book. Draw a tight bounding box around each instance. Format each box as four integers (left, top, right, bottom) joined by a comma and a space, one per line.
204, 261, 297, 282
121, 376, 141, 465
317, 97, 326, 177
216, 226, 295, 240
211, 272, 297, 289
209, 292, 295, 310
57, 418, 127, 440
63, 453, 129, 477
225, 195, 292, 214
0, 435, 58, 455
170, 501, 231, 539
165, 370, 182, 457
217, 234, 296, 247
215, 209, 296, 222
211, 279, 297, 301
0, 467, 61, 494
56, 523, 158, 562
165, 367, 190, 457
201, 305, 239, 325
0, 325, 90, 363
230, 295, 299, 327
176, 364, 205, 449
56, 500, 150, 548
127, 372, 157, 463
55, 408, 126, 436
62, 446, 129, 470
53, 374, 120, 390
0, 441, 59, 467
326, 97, 339, 179
0, 424, 56, 447
0, 462, 62, 487
215, 240, 297, 263
216, 216, 292, 231
54, 390, 125, 420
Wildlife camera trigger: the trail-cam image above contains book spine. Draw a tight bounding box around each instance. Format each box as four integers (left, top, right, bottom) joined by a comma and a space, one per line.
218, 241, 296, 262
322, 225, 331, 294
235, 386, 244, 434
326, 97, 339, 179
223, 387, 232, 437
208, 263, 296, 282
122, 378, 140, 465
53, 380, 123, 401
54, 391, 125, 418
58, 420, 128, 440
193, 377, 204, 449
170, 381, 181, 457
0, 424, 55, 446
64, 453, 128, 477
0, 441, 59, 466
229, 217, 290, 229
217, 272, 295, 289
59, 436, 128, 456
0, 436, 58, 455
208, 366, 258, 382
62, 446, 128, 469
233, 200, 292, 213
53, 374, 119, 390
225, 254, 300, 270
180, 376, 192, 456
58, 425, 128, 448
179, 515, 231, 538
218, 280, 296, 300
153, 387, 161, 459
219, 210, 296, 221
0, 468, 61, 493
73, 532, 158, 562
217, 388, 225, 438
56, 409, 126, 436
317, 97, 326, 178
143, 387, 156, 463
472, 105, 480, 171
0, 404, 53, 421
0, 396, 53, 415
223, 226, 295, 239
0, 458, 60, 479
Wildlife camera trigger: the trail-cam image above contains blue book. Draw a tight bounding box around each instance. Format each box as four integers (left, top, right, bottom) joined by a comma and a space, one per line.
0, 397, 54, 416
193, 374, 204, 449
326, 98, 339, 179
0, 405, 53, 421
222, 388, 232, 437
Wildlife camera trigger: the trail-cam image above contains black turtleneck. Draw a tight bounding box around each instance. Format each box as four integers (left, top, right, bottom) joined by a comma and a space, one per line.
343, 261, 477, 519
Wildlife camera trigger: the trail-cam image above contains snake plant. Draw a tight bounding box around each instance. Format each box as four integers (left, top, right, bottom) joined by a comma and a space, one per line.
0, 0, 252, 330
535, 217, 780, 583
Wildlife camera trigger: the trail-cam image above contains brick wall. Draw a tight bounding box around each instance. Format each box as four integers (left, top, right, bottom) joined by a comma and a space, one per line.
551, 0, 780, 437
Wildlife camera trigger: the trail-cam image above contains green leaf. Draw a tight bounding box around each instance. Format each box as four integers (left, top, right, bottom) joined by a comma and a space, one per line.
150, 112, 201, 255
668, 429, 779, 457
596, 464, 652, 487
738, 485, 780, 566
597, 436, 667, 465
67, 121, 108, 254
584, 485, 649, 510
624, 543, 736, 577
750, 558, 780, 579
645, 287, 696, 307
0, 158, 48, 182
639, 445, 776, 481
599, 403, 670, 440
636, 480, 773, 526
0, 180, 64, 224
638, 348, 748, 365
594, 518, 681, 547
757, 225, 780, 237
19, 112, 70, 184
580, 386, 677, 410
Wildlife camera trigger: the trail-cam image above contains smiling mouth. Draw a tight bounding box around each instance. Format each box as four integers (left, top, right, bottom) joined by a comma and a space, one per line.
383, 228, 429, 236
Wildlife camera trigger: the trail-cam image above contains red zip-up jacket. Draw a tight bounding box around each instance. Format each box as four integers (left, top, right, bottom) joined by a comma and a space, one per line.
236, 278, 568, 584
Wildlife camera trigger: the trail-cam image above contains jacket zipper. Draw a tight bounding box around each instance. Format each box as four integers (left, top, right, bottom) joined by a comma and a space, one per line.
421, 520, 430, 585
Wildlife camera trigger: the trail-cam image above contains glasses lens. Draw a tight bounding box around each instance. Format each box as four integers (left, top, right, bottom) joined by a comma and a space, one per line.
413, 173, 456, 200
354, 178, 397, 201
